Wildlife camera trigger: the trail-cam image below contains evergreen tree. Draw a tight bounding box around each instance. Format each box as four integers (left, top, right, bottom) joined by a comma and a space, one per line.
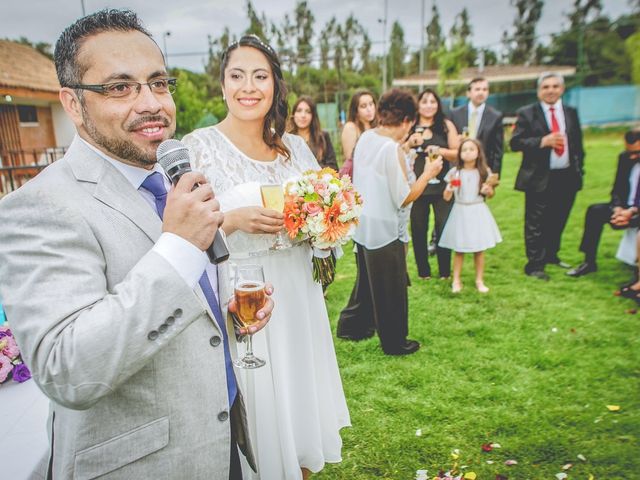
245, 0, 270, 41
388, 21, 407, 81
503, 0, 544, 65
294, 1, 315, 67
425, 1, 444, 69
319, 17, 336, 70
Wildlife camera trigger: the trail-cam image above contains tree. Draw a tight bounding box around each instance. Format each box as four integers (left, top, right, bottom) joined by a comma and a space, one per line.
319, 17, 336, 70
388, 21, 408, 81
10, 37, 53, 59
293, 1, 315, 68
503, 0, 544, 65
437, 42, 469, 96
245, 0, 270, 40
425, 1, 444, 69
449, 8, 476, 67
204, 27, 234, 97
626, 31, 640, 84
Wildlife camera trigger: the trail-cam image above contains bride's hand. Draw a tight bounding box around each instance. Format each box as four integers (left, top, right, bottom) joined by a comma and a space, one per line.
222, 206, 284, 235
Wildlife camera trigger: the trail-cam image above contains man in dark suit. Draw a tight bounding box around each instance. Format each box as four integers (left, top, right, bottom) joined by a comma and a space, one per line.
510, 72, 585, 280
451, 77, 504, 175
567, 130, 640, 277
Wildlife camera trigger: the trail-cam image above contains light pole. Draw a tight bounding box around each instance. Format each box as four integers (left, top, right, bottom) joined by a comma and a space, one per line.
380, 0, 388, 91
419, 0, 425, 74
162, 31, 171, 67
80, 0, 86, 16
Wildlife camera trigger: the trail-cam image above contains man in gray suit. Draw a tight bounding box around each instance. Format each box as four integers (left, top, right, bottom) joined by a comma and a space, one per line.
0, 9, 273, 480
450, 77, 504, 175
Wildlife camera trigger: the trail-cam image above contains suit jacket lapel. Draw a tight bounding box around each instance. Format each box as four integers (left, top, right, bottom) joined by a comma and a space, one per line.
476, 105, 489, 138
67, 137, 162, 244
563, 104, 574, 139
534, 103, 550, 134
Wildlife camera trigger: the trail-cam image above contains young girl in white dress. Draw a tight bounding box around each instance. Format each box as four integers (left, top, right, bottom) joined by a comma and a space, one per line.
439, 138, 502, 293
183, 35, 349, 480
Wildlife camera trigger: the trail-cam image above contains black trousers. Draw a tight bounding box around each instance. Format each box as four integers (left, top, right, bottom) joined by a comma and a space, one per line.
410, 194, 453, 277
524, 169, 578, 273
337, 240, 409, 353
229, 399, 243, 480
578, 203, 632, 263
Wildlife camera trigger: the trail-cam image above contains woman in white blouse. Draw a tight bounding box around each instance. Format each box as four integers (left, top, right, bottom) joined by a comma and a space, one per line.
337, 89, 443, 355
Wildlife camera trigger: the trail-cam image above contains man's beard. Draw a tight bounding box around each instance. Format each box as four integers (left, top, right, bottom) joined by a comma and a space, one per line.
81, 104, 172, 167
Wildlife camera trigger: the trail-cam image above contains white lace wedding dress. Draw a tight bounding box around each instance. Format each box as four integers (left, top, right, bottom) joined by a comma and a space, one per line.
183, 127, 350, 480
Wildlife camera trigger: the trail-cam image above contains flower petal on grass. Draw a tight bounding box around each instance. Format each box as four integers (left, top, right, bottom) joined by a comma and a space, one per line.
606, 405, 621, 412
562, 463, 573, 470
481, 443, 493, 452
504, 460, 518, 466
555, 473, 567, 480
416, 429, 422, 436
577, 454, 587, 462
491, 443, 502, 449
486, 460, 495, 464
463, 472, 477, 480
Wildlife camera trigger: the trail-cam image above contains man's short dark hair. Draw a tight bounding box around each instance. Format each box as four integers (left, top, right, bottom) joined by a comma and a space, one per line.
54, 9, 153, 88
625, 130, 640, 145
467, 77, 488, 91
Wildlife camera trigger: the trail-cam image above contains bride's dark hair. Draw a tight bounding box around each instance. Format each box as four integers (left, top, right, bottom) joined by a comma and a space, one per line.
221, 34, 290, 159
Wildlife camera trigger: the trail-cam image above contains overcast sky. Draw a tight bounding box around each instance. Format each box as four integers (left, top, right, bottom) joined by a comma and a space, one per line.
1, 0, 629, 72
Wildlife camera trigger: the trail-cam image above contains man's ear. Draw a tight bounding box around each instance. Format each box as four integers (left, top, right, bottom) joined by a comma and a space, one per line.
59, 88, 84, 128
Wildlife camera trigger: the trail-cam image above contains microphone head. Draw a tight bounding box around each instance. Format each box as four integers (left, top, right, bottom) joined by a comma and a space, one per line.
156, 139, 192, 182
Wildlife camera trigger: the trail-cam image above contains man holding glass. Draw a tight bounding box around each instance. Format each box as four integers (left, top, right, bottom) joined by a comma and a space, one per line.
510, 72, 585, 280
0, 9, 272, 480
451, 77, 504, 175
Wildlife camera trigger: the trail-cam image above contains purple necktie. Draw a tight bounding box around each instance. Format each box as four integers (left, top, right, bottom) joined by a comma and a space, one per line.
141, 172, 237, 405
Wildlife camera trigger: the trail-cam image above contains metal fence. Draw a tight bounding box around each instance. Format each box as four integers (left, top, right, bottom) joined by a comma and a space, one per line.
0, 147, 66, 196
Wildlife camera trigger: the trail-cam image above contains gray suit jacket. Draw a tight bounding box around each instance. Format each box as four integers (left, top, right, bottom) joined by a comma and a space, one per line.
0, 137, 255, 479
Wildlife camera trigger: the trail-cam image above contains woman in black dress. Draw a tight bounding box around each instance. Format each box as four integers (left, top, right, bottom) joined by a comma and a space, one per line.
410, 89, 460, 279
288, 95, 338, 170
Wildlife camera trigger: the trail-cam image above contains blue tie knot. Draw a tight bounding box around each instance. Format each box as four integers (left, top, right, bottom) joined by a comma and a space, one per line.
141, 172, 168, 218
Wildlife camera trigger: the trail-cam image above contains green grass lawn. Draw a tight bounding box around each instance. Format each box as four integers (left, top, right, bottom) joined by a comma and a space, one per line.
318, 129, 639, 480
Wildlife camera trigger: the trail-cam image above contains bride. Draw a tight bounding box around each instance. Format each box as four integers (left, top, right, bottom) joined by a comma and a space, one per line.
182, 35, 350, 480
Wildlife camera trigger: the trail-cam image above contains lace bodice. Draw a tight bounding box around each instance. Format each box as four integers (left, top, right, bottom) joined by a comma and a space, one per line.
182, 127, 321, 255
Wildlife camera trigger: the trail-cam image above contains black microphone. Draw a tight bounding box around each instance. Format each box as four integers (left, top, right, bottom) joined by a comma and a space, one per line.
157, 139, 230, 265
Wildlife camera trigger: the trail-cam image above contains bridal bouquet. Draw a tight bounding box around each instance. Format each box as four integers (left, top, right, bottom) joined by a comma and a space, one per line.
0, 325, 31, 385
283, 168, 363, 284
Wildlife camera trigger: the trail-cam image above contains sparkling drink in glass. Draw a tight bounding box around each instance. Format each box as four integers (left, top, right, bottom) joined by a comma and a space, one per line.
233, 264, 267, 369
260, 184, 287, 250
426, 145, 441, 184
414, 126, 425, 152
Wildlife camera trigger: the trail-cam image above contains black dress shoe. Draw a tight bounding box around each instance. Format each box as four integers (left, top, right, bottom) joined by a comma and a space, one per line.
383, 339, 420, 356
566, 262, 597, 277
526, 270, 550, 281
547, 258, 572, 269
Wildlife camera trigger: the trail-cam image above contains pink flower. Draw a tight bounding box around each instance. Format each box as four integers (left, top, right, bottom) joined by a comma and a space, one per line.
303, 201, 323, 216
342, 190, 355, 206
1, 336, 20, 359
0, 354, 12, 383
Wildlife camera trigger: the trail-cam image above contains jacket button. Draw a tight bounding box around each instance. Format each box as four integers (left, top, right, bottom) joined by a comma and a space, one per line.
158, 323, 168, 334
165, 316, 175, 326
173, 308, 183, 318
210, 336, 221, 347
147, 330, 159, 341
217, 410, 229, 422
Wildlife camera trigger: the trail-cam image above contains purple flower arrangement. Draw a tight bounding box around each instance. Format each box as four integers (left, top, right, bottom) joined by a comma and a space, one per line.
0, 325, 31, 384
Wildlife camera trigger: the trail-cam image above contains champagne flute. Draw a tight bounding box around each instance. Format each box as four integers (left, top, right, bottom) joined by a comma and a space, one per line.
414, 126, 425, 153
260, 184, 286, 250
426, 145, 441, 184
233, 264, 267, 369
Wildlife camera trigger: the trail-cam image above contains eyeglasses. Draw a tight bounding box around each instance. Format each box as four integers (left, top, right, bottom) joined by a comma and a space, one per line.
67, 77, 177, 99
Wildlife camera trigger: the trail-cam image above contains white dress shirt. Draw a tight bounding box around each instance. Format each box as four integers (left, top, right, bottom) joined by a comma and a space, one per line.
540, 100, 570, 170
79, 137, 214, 293
628, 162, 640, 206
